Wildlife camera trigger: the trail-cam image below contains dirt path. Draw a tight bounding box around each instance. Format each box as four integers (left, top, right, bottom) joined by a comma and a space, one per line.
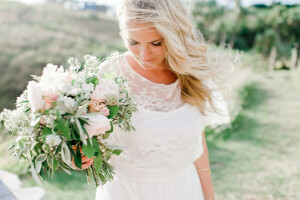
209, 70, 300, 200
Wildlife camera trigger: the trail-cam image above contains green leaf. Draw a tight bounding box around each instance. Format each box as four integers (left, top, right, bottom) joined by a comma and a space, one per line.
106, 121, 113, 134
17, 100, 29, 104
36, 154, 47, 163
41, 127, 52, 142
102, 132, 110, 139
108, 105, 119, 118
30, 161, 43, 186
74, 145, 82, 169
52, 155, 58, 175
75, 118, 87, 145
56, 118, 70, 139
112, 149, 123, 155
56, 110, 61, 120
70, 124, 80, 140
35, 154, 47, 174
8, 143, 16, 151
82, 141, 95, 159
81, 121, 92, 147
86, 75, 99, 86
92, 138, 100, 152
61, 141, 71, 165
93, 152, 103, 173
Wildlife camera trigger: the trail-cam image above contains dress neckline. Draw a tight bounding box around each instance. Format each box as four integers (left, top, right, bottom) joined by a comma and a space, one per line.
123, 52, 179, 86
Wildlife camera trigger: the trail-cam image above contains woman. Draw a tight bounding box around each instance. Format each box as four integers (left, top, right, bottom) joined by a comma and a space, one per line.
79, 0, 231, 199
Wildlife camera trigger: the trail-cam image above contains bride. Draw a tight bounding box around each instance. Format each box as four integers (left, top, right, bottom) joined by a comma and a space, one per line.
76, 0, 230, 199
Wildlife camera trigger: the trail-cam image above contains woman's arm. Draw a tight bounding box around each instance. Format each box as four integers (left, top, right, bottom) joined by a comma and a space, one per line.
193, 130, 215, 200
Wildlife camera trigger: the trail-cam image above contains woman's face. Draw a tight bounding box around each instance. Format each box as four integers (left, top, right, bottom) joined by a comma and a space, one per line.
123, 22, 166, 69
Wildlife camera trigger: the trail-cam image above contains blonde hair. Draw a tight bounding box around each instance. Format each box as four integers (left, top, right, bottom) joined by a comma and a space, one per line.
117, 0, 233, 114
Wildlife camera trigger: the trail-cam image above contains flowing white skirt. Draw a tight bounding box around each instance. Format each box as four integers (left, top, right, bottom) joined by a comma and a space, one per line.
95, 163, 204, 200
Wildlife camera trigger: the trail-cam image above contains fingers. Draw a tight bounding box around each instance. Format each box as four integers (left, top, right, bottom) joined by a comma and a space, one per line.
70, 145, 95, 170
71, 156, 95, 170
81, 155, 95, 163
81, 158, 94, 169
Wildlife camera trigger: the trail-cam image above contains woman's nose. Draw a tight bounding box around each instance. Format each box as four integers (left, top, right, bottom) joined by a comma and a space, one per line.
140, 46, 151, 61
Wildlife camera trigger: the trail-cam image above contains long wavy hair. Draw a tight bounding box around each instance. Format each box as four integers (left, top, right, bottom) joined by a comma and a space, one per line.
116, 0, 233, 114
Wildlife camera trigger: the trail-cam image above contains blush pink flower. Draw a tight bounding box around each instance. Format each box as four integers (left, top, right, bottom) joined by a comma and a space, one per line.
83, 113, 111, 137
100, 107, 110, 116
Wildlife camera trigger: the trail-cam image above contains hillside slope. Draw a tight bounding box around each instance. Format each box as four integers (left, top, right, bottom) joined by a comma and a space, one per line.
0, 2, 124, 110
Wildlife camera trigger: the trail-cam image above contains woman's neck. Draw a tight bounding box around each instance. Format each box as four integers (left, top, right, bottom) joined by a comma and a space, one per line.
125, 52, 178, 85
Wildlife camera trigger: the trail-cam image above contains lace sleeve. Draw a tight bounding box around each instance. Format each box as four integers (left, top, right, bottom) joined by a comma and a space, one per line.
203, 80, 230, 127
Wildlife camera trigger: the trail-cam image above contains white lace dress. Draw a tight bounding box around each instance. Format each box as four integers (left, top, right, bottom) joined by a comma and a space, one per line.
95, 52, 230, 200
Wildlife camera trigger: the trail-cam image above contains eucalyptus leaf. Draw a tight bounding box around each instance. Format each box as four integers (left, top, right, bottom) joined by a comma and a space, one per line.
61, 141, 71, 165
35, 161, 42, 174
30, 161, 43, 186
59, 164, 72, 175
36, 154, 47, 163
75, 118, 87, 145
52, 155, 58, 175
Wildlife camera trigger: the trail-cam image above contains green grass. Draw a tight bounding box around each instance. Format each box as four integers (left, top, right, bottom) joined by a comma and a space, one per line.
207, 70, 300, 200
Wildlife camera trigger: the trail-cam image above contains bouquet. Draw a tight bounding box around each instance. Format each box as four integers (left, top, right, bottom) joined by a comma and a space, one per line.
0, 53, 137, 187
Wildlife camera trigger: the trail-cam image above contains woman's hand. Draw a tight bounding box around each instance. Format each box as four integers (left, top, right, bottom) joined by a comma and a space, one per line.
71, 146, 95, 170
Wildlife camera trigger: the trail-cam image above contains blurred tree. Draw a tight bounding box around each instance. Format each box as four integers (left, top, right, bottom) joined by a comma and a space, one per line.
192, 2, 300, 59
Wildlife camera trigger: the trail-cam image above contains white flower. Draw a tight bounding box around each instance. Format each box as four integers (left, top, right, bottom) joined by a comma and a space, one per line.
46, 135, 62, 147
91, 80, 119, 101
27, 81, 45, 112
55, 96, 76, 114
39, 63, 66, 93
82, 113, 111, 137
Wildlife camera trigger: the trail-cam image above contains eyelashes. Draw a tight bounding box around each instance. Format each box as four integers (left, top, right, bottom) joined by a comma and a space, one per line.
152, 42, 162, 46
129, 41, 138, 45
128, 41, 163, 47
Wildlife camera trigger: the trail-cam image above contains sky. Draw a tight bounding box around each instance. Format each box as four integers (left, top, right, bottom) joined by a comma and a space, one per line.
5, 0, 300, 6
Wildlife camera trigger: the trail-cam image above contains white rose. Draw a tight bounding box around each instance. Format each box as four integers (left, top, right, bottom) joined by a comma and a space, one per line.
46, 134, 62, 147
83, 113, 111, 137
27, 81, 45, 112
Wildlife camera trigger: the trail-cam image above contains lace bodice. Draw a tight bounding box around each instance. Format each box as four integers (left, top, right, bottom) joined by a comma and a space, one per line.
103, 52, 230, 182
115, 52, 185, 112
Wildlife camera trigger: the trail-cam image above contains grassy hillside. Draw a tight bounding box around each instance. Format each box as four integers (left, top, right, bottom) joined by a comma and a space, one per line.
0, 1, 125, 110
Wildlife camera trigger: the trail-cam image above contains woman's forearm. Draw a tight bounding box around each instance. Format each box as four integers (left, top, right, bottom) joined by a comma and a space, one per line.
193, 130, 215, 200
